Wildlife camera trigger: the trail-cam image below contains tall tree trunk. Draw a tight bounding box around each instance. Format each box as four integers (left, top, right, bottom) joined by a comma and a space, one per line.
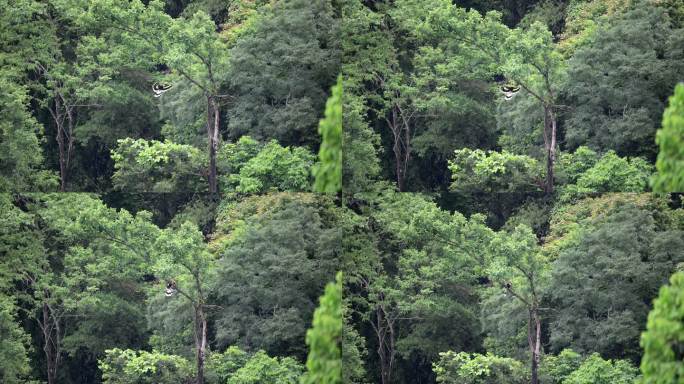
54, 93, 75, 192
528, 308, 542, 384
374, 304, 396, 384
194, 304, 207, 384
41, 302, 60, 384
389, 107, 409, 192
542, 105, 557, 194
402, 114, 410, 191
206, 96, 220, 195
54, 96, 67, 192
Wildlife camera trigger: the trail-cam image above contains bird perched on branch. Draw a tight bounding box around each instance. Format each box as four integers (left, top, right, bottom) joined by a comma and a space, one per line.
165, 279, 177, 297
152, 82, 172, 98
501, 83, 520, 101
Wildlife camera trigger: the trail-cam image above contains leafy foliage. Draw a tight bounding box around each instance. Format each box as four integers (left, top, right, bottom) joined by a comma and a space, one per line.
641, 271, 684, 384
111, 138, 207, 193
301, 272, 342, 384
218, 137, 315, 197
562, 353, 638, 384
564, 3, 684, 158
0, 79, 57, 191
558, 149, 653, 202
212, 193, 340, 358
548, 202, 684, 361
227, 351, 304, 384
539, 349, 583, 384
99, 348, 193, 384
313, 76, 343, 193
449, 149, 543, 194
226, 0, 340, 147
652, 83, 684, 192
432, 351, 527, 384
99, 346, 303, 384
0, 296, 30, 384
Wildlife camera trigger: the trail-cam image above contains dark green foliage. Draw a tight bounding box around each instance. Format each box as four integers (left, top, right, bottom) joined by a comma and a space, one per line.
341, 298, 367, 384
212, 194, 340, 358
548, 202, 684, 361
3, 0, 684, 384
564, 3, 684, 158
227, 0, 340, 147
0, 79, 57, 192
0, 295, 31, 383
361, 192, 489, 382
341, 94, 381, 196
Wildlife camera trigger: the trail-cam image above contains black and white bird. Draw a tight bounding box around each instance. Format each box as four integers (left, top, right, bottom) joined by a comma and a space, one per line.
165, 280, 177, 297
501, 83, 520, 101
153, 82, 173, 98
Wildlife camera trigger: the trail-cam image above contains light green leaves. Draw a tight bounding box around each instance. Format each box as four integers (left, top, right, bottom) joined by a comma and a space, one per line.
562, 353, 638, 384
153, 221, 214, 303
652, 83, 684, 192
99, 348, 194, 384
220, 138, 316, 196
449, 148, 542, 194
641, 271, 684, 384
558, 148, 653, 202
228, 351, 304, 384
313, 76, 343, 193
433, 351, 527, 384
112, 138, 207, 193
301, 272, 342, 384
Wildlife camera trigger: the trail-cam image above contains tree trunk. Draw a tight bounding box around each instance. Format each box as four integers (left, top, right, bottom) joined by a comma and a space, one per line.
389, 107, 409, 192
402, 114, 410, 191
194, 304, 207, 384
206, 96, 220, 195
54, 93, 75, 192
54, 96, 67, 192
542, 105, 557, 194
42, 302, 59, 384
374, 304, 396, 384
528, 308, 542, 384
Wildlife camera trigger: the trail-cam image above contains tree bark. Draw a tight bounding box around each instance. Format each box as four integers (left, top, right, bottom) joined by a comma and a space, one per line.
527, 308, 542, 384
206, 96, 220, 196
388, 106, 409, 192
55, 97, 67, 192
41, 301, 61, 384
194, 304, 207, 384
374, 304, 396, 384
542, 104, 557, 194
53, 93, 75, 192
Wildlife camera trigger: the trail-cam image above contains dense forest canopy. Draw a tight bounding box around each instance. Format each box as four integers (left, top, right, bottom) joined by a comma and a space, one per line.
340, 0, 684, 383
1, 0, 684, 384
1, 0, 342, 383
